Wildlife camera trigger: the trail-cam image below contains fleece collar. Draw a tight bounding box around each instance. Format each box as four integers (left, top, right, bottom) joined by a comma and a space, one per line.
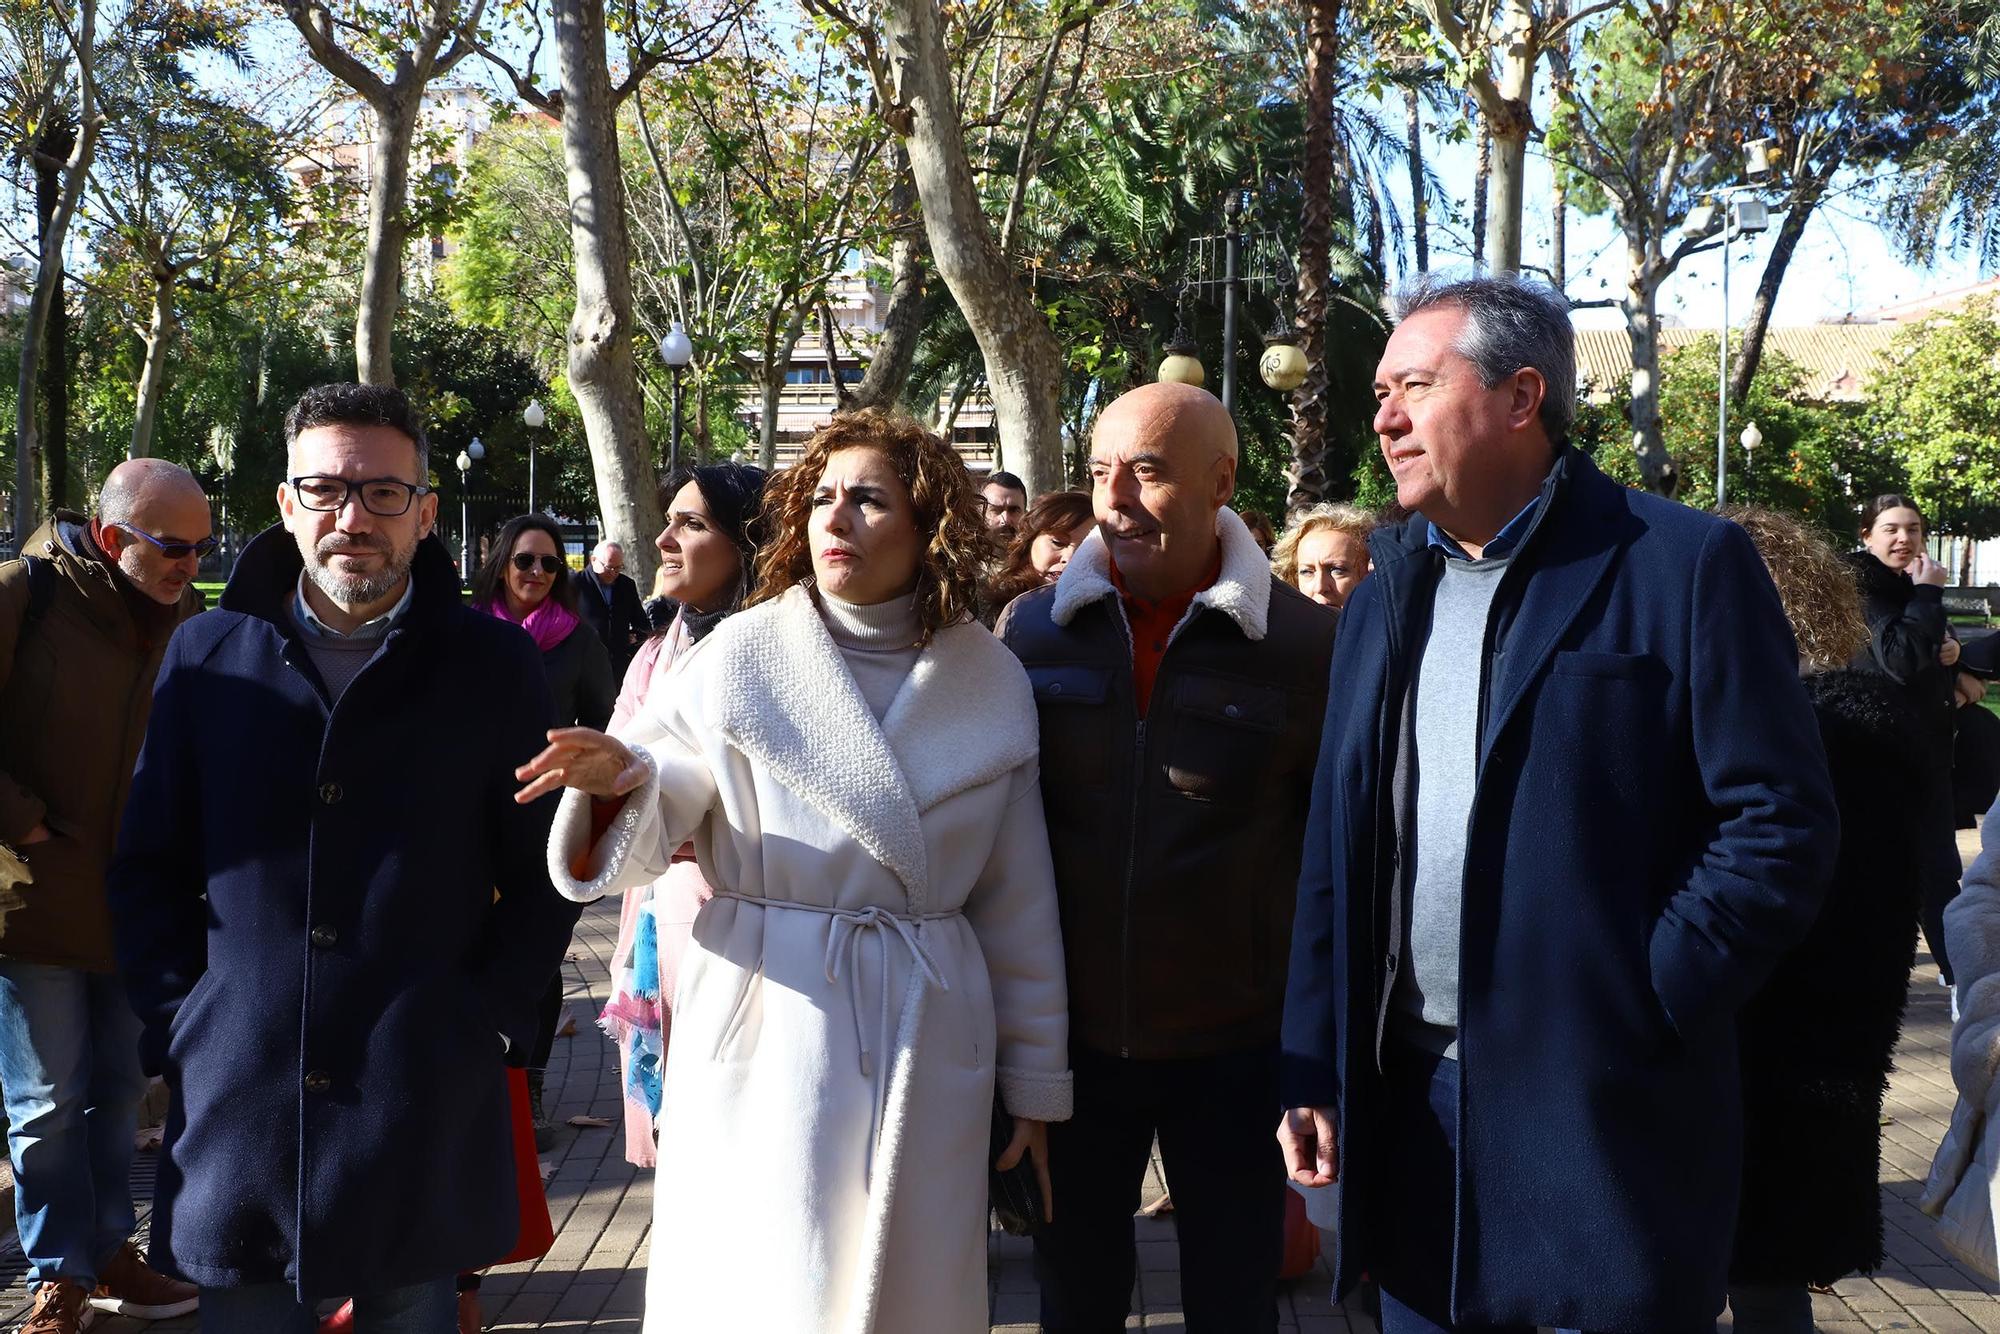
1050, 506, 1273, 642
702, 585, 1037, 911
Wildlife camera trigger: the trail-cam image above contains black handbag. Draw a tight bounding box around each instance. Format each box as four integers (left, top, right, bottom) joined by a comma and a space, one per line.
989, 1096, 1047, 1238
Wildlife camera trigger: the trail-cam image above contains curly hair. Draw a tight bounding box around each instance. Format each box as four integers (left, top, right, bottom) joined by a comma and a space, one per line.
985, 490, 1095, 612
747, 409, 988, 645
1270, 503, 1379, 589
1721, 505, 1870, 673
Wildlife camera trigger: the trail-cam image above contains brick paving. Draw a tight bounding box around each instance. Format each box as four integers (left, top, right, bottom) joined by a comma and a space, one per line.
2, 831, 1996, 1331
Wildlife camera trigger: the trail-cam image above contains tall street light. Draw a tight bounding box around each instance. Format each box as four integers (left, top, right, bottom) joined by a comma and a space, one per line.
1681, 137, 1777, 506
455, 436, 486, 581
659, 322, 693, 477
522, 399, 545, 512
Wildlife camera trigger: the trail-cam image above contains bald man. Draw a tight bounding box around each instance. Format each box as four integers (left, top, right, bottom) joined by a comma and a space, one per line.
0, 463, 208, 1332
997, 383, 1337, 1333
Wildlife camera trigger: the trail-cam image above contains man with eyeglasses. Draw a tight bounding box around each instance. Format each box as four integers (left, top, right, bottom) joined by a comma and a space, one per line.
0, 458, 211, 1334
571, 540, 647, 679
109, 383, 582, 1334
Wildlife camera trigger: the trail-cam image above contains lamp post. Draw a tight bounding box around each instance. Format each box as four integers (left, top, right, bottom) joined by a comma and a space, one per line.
1682, 139, 1777, 507
455, 436, 486, 581
1738, 420, 1762, 504
659, 322, 693, 476
522, 399, 545, 512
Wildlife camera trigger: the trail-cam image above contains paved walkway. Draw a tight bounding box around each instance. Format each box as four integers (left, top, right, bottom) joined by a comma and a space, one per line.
4, 835, 1996, 1332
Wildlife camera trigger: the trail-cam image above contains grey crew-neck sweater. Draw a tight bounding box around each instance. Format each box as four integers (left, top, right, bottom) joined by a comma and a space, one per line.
1391, 552, 1511, 1059
818, 591, 922, 721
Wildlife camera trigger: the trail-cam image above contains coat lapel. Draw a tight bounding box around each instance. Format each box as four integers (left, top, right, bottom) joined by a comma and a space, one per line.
1478, 467, 1632, 767
707, 586, 929, 902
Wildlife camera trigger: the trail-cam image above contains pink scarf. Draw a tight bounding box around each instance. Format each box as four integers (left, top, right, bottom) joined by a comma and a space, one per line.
480, 595, 581, 654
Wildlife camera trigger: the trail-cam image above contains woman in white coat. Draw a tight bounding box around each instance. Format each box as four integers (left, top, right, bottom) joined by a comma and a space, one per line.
515, 409, 1072, 1334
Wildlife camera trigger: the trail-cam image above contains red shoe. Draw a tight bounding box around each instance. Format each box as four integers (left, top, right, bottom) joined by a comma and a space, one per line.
318, 1298, 355, 1334
458, 1288, 482, 1334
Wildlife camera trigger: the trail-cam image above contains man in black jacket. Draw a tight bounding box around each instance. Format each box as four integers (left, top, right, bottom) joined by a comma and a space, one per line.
999, 382, 1336, 1333
572, 540, 648, 679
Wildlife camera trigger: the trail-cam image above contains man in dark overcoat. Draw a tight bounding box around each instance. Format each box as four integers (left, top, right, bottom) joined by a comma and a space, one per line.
571, 540, 648, 681
1278, 275, 1839, 1334
109, 383, 582, 1332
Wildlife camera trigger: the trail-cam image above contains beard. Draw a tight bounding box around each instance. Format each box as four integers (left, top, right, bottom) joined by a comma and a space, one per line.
304, 531, 417, 606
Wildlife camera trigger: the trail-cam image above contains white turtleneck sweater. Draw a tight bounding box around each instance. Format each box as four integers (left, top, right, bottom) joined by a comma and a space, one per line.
817, 590, 923, 720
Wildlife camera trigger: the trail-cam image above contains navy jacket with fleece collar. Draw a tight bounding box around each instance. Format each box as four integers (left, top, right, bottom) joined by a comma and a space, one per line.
109, 525, 581, 1296
1280, 447, 1839, 1330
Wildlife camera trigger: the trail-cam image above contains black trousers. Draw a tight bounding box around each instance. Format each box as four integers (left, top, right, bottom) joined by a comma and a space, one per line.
1033, 1043, 1284, 1334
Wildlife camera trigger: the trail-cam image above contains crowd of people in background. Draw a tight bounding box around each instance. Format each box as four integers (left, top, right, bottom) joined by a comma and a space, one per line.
5, 271, 2000, 1334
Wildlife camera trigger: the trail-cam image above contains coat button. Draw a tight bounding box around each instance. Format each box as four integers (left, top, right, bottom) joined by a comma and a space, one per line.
310, 925, 338, 949
1224, 704, 1241, 718
304, 1070, 332, 1093
1047, 682, 1063, 696
319, 783, 342, 805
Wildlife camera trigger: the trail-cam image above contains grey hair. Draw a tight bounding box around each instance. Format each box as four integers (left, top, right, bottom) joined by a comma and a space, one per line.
1394, 273, 1576, 444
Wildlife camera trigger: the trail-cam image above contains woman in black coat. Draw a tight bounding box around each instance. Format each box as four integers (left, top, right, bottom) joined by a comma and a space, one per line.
471, 516, 615, 1135
1729, 507, 1924, 1332
1847, 494, 1962, 985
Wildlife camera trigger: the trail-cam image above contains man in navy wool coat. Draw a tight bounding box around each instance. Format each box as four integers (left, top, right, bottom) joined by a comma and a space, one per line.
1277, 275, 1839, 1334
108, 384, 582, 1333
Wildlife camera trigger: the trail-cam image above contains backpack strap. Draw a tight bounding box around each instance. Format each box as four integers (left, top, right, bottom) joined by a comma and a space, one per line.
21, 556, 55, 627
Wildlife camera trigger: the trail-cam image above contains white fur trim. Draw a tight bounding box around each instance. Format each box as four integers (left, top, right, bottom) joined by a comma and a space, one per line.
996, 1066, 1074, 1123
545, 748, 661, 902
1049, 507, 1273, 641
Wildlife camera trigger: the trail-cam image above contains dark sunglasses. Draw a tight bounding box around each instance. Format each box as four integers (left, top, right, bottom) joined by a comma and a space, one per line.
510, 553, 567, 576
117, 526, 219, 561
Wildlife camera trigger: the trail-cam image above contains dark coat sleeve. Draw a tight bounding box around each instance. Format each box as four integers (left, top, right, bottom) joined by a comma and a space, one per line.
614, 577, 648, 647
1648, 520, 1841, 1037
1280, 581, 1373, 1110
473, 632, 583, 1062
572, 628, 616, 732
1864, 582, 1947, 686
108, 625, 208, 1075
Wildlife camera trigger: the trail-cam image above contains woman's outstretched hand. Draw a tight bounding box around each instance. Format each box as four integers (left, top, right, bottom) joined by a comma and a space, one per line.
996, 1116, 1054, 1223
514, 727, 649, 803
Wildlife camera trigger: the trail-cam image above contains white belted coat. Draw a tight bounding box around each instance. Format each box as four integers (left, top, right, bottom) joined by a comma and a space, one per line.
548, 585, 1073, 1334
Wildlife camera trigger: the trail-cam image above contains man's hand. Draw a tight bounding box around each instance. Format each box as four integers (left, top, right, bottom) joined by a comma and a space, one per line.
996, 1116, 1054, 1223
514, 728, 648, 803
1278, 1105, 1338, 1187
1910, 552, 1949, 588
1942, 636, 1963, 667
18, 823, 52, 846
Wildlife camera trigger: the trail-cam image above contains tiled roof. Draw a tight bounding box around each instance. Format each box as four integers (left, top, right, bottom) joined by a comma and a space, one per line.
1572, 323, 1908, 403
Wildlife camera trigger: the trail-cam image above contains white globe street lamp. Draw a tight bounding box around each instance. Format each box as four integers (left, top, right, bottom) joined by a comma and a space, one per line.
660, 322, 693, 477
522, 400, 545, 511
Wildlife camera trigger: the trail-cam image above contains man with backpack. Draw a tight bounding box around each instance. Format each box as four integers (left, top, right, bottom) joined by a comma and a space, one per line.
0, 458, 210, 1334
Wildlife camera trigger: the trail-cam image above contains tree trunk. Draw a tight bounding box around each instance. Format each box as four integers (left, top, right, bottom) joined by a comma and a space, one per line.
16, 85, 97, 544
1405, 83, 1428, 273
1622, 233, 1676, 495
1471, 118, 1491, 270
879, 0, 1065, 497
757, 372, 783, 470
1551, 177, 1567, 292
553, 0, 664, 589
129, 267, 178, 459
1288, 0, 1338, 514
1728, 172, 1827, 407
847, 153, 926, 413
1483, 0, 1535, 275
39, 275, 69, 515
357, 93, 416, 385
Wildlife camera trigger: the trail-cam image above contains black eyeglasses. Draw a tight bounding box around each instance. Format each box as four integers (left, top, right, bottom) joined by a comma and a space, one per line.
290, 476, 432, 517
510, 553, 567, 576
117, 527, 219, 561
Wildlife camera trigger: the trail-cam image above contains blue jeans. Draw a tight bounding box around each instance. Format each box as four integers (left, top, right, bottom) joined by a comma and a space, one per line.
0, 960, 148, 1286
200, 1278, 456, 1334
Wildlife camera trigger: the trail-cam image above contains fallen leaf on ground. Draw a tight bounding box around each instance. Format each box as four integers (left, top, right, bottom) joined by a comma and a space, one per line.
566, 1114, 613, 1128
